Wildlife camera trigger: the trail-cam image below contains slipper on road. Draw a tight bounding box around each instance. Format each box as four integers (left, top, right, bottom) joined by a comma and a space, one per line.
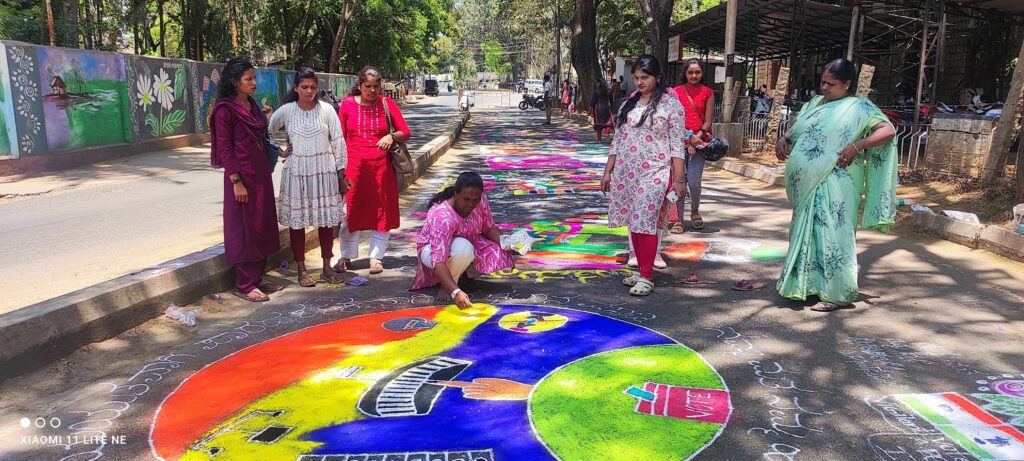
731, 280, 767, 291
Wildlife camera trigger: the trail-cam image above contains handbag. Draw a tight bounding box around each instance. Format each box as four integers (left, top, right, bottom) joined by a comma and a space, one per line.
681, 86, 727, 161
264, 138, 281, 172
381, 97, 414, 175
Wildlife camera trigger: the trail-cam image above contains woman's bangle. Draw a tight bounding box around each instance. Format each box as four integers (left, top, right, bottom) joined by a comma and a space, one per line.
450, 288, 463, 298
852, 141, 862, 152
673, 179, 686, 184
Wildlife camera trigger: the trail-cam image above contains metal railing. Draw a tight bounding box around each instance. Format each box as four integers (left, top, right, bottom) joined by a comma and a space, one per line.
893, 123, 930, 170
739, 112, 794, 152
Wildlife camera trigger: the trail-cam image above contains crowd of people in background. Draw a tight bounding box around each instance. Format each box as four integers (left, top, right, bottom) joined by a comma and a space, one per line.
211, 53, 898, 313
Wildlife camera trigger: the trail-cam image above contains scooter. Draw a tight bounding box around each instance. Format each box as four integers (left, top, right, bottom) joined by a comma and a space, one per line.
519, 93, 547, 111
459, 92, 474, 112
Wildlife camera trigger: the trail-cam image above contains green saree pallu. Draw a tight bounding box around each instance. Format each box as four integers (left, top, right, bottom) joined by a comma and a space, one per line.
777, 95, 898, 305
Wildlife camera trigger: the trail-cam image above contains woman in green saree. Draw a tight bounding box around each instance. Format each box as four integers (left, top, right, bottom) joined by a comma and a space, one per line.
775, 59, 897, 312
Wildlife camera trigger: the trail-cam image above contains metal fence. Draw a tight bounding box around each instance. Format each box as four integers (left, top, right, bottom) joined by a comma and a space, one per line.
739, 112, 794, 152
893, 123, 930, 169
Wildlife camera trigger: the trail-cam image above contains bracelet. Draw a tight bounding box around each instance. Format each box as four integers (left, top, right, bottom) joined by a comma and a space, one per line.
673, 179, 686, 184
450, 288, 463, 299
852, 141, 861, 152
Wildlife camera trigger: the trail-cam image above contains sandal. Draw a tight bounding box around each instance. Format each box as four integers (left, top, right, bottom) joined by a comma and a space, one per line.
683, 273, 701, 284
297, 271, 316, 287
810, 302, 847, 312
629, 278, 654, 296
237, 288, 269, 302
369, 259, 385, 274
332, 258, 350, 273
731, 280, 767, 291
321, 270, 344, 284
670, 222, 686, 234
691, 213, 705, 230
257, 281, 284, 293
622, 273, 641, 286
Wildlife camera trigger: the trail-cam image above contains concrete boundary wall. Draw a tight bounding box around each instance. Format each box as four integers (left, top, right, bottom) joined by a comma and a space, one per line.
0, 40, 356, 175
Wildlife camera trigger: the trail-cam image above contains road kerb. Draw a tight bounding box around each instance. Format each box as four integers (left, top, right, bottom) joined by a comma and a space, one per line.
0, 111, 471, 382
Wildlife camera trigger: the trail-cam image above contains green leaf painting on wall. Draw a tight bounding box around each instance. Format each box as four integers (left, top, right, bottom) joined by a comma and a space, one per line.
136, 63, 189, 138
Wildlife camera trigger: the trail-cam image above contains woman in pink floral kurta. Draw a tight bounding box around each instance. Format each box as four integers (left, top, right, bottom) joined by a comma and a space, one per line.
601, 55, 688, 296
411, 172, 514, 308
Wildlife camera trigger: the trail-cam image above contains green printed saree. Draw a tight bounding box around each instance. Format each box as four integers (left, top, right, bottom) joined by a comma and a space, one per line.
777, 95, 898, 305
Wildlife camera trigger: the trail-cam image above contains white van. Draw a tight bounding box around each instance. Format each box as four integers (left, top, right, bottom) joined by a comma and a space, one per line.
526, 79, 544, 94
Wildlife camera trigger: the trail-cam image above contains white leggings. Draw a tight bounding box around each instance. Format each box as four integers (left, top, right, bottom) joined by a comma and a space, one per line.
419, 237, 475, 282
339, 227, 391, 260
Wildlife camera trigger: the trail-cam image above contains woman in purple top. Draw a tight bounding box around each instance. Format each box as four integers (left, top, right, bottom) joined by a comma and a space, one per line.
210, 57, 282, 302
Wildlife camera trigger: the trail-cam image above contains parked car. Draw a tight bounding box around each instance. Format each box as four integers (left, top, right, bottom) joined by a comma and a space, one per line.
525, 78, 544, 94
424, 78, 439, 96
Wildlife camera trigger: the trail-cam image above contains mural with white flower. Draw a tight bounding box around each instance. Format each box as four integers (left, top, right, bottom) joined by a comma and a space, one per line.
128, 57, 191, 139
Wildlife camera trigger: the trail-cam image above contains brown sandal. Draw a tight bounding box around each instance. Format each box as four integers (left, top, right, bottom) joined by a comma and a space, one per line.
257, 281, 284, 293
237, 288, 269, 302
332, 258, 349, 273
670, 222, 686, 234
322, 270, 344, 284
297, 271, 316, 287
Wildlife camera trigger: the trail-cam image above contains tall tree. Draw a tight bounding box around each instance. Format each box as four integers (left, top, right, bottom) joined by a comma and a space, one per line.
229, 0, 239, 56
638, 0, 674, 66
63, 0, 81, 47
569, 0, 604, 113
328, 0, 355, 73
43, 0, 56, 46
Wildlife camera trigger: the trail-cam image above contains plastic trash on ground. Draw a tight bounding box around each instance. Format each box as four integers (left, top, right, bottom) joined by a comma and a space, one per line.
910, 204, 934, 214
941, 210, 980, 224
500, 230, 538, 256
1014, 203, 1024, 233
165, 303, 197, 326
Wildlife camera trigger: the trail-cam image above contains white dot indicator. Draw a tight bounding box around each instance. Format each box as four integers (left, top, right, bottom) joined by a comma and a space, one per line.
19, 418, 30, 428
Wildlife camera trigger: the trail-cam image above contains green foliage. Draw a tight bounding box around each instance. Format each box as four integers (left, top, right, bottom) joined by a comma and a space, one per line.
481, 40, 512, 77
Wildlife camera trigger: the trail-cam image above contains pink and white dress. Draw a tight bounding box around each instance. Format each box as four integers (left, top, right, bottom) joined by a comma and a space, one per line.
607, 95, 687, 234
410, 195, 515, 290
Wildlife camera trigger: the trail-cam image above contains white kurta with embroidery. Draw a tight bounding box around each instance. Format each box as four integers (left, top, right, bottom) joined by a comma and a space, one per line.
269, 100, 347, 229
607, 95, 687, 234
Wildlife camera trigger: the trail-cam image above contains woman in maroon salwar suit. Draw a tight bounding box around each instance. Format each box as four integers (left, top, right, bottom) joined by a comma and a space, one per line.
210, 58, 282, 302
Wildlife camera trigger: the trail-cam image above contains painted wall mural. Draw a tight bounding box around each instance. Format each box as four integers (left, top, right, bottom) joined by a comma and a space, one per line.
0, 43, 13, 156
5, 44, 46, 156
128, 56, 193, 139
253, 67, 279, 111
192, 62, 222, 133
149, 304, 730, 460
36, 47, 130, 150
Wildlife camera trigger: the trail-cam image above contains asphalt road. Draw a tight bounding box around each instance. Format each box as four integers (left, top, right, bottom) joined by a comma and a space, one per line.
0, 95, 458, 314
0, 106, 1022, 461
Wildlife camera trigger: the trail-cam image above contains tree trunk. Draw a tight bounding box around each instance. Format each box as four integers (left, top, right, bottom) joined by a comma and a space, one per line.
569, 0, 604, 114
44, 0, 56, 46
328, 0, 355, 73
291, 0, 317, 69
691, 0, 698, 14
229, 0, 239, 56
984, 39, 1024, 182
158, 0, 166, 56
638, 0, 674, 66
64, 0, 81, 47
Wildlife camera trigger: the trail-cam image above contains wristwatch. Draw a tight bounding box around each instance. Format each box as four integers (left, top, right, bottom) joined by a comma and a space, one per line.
450, 288, 463, 299
230, 177, 242, 184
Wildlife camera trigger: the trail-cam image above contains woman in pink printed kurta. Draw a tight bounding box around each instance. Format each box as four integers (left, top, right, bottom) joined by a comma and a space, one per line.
601, 55, 688, 296
411, 172, 514, 308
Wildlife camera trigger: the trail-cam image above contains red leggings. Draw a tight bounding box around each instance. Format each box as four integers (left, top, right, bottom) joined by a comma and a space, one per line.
630, 232, 659, 279
289, 227, 335, 262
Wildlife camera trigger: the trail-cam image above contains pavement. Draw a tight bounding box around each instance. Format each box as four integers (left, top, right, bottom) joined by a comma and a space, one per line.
0, 94, 460, 314
0, 106, 1022, 460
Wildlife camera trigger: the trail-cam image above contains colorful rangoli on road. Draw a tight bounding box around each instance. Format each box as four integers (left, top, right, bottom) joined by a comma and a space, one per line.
150, 305, 730, 461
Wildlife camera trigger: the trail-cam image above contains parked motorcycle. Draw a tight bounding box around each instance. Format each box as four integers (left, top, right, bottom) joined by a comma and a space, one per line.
519, 93, 547, 111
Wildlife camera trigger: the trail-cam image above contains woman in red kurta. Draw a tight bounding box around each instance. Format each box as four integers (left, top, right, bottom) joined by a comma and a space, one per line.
336, 66, 411, 275
210, 58, 282, 302
670, 58, 716, 234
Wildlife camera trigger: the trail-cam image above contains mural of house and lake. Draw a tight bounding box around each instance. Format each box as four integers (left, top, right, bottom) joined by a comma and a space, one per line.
0, 47, 13, 156
37, 48, 131, 151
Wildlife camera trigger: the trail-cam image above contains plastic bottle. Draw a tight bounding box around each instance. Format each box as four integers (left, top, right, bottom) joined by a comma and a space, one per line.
896, 198, 915, 206
165, 303, 197, 326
